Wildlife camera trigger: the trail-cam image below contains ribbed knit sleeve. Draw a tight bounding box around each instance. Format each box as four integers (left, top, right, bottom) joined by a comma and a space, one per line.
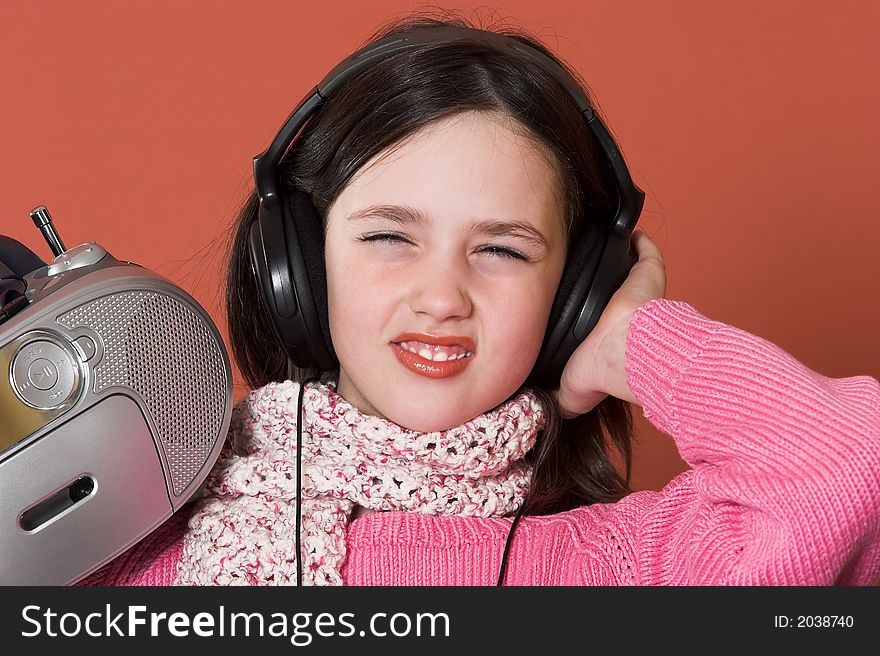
622, 299, 880, 585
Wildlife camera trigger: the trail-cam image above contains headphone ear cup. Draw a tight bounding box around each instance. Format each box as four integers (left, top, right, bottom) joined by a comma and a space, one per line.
249, 189, 336, 372
531, 223, 635, 391
285, 189, 335, 366
530, 226, 605, 389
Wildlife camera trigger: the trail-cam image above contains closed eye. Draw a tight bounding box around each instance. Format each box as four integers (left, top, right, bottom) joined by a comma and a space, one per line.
477, 245, 528, 261
356, 232, 412, 247
356, 232, 529, 261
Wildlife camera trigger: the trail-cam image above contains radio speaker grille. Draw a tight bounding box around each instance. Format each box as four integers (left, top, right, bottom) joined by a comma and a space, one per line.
58, 291, 228, 497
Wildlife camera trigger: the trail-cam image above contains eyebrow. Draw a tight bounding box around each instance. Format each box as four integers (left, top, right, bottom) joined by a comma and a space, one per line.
345, 204, 551, 250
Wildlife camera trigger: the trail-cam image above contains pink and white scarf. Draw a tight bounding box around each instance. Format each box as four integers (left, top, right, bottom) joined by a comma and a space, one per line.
174, 378, 546, 585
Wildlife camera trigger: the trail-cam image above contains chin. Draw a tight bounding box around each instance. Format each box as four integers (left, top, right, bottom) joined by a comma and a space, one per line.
377, 400, 479, 433
384, 391, 521, 433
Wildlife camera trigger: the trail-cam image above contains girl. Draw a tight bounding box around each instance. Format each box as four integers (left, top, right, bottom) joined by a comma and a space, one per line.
83, 15, 879, 586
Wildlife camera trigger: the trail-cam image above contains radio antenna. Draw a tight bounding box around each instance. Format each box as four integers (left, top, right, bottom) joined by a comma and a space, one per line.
29, 205, 66, 257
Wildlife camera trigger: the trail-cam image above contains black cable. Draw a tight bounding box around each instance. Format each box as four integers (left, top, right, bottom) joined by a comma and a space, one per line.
497, 498, 529, 586
296, 375, 320, 587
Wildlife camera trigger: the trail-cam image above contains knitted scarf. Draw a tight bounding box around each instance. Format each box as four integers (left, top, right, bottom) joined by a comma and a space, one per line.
174, 378, 547, 585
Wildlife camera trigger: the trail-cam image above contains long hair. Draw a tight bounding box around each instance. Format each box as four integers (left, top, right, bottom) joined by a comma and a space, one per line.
226, 11, 634, 515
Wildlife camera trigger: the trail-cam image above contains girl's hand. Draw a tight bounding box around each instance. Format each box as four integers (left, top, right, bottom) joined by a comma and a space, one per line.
552, 230, 667, 418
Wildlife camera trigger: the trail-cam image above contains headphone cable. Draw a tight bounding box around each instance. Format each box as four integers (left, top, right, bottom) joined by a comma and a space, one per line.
497, 499, 528, 585
296, 375, 321, 587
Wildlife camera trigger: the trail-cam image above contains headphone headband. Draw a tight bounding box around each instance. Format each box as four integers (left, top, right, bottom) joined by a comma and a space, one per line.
253, 25, 642, 237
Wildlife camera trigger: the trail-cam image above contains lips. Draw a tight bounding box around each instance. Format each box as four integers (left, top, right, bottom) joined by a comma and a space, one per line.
390, 332, 476, 379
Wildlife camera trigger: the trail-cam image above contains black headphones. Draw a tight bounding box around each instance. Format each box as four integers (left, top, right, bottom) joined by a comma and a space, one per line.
248, 25, 645, 391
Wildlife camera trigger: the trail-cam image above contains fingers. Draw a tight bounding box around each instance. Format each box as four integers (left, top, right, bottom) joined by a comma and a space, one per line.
550, 228, 667, 420
632, 229, 663, 262
630, 229, 667, 298
551, 382, 608, 420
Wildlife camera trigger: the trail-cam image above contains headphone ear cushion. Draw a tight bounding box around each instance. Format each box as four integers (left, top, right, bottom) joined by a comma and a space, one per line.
546, 227, 603, 333
532, 225, 605, 388
285, 189, 335, 364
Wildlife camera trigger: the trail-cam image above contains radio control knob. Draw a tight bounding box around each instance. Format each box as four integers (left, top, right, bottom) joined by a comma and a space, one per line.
10, 337, 81, 410
26, 358, 58, 390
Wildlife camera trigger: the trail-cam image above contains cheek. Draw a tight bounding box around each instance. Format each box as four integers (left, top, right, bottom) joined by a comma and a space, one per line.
487, 281, 557, 362
325, 248, 385, 351
325, 245, 354, 345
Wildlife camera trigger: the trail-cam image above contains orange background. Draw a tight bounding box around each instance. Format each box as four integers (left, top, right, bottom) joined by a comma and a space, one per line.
1, 0, 877, 493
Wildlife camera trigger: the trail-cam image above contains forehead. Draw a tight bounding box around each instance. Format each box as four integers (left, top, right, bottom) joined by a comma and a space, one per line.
331, 111, 565, 235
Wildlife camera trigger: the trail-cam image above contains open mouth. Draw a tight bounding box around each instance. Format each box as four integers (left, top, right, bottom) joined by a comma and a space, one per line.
389, 337, 476, 379
394, 340, 474, 362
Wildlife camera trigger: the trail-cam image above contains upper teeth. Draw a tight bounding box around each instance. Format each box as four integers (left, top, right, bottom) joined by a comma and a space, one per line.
398, 341, 473, 362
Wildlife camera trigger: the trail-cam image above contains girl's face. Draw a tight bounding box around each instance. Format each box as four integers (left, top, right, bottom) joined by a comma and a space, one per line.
324, 111, 567, 432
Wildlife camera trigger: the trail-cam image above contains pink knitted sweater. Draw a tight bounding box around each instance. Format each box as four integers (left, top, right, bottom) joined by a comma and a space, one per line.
81, 299, 880, 585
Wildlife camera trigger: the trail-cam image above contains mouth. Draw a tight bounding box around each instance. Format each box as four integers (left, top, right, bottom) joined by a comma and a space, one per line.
390, 333, 476, 379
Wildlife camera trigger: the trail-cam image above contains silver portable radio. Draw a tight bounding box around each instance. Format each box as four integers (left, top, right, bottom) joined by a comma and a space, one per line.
0, 206, 232, 585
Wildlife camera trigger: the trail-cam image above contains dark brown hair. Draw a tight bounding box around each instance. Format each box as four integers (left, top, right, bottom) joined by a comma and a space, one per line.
225, 10, 634, 516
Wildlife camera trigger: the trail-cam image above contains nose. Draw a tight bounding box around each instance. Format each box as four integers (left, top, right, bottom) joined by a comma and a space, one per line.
408, 253, 473, 321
